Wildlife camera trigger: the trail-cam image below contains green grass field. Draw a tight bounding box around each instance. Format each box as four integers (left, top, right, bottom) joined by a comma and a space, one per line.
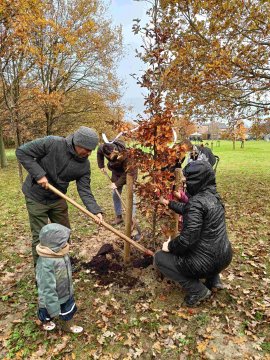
0, 140, 269, 359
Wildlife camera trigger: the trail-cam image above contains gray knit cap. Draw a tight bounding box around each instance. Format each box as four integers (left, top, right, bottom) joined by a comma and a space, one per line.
73, 126, 99, 150
39, 223, 71, 252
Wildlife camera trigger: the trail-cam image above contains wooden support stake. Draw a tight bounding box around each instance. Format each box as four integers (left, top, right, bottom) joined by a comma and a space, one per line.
172, 168, 183, 239
124, 174, 133, 263
47, 183, 153, 256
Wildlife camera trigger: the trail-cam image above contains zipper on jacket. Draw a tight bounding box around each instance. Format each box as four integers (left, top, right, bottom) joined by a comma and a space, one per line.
64, 256, 71, 297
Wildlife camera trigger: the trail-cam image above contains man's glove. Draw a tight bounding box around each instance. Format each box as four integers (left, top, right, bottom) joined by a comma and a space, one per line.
162, 237, 171, 252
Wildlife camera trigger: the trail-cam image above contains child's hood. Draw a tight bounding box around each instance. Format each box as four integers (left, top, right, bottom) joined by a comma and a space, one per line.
39, 223, 70, 252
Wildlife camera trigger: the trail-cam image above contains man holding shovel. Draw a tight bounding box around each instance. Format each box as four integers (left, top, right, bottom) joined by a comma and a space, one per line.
16, 126, 103, 266
97, 141, 137, 225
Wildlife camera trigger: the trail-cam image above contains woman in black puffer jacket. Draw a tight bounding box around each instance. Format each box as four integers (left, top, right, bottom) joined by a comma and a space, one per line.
155, 160, 233, 307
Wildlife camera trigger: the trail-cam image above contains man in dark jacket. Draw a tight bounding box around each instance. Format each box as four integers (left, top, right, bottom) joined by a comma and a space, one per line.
155, 161, 232, 307
16, 126, 103, 265
97, 140, 137, 225
188, 144, 216, 166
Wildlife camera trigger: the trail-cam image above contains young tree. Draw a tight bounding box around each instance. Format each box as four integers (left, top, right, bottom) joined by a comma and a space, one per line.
131, 0, 187, 237
132, 0, 270, 236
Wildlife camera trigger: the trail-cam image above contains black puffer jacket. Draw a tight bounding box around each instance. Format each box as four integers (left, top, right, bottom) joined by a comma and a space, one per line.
168, 161, 232, 278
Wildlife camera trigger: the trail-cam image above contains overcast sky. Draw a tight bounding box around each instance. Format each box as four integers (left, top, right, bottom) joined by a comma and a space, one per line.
107, 2, 256, 129
108, 0, 149, 121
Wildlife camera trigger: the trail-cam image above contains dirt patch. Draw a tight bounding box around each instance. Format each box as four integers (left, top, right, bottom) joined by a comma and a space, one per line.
71, 243, 154, 289
72, 228, 122, 262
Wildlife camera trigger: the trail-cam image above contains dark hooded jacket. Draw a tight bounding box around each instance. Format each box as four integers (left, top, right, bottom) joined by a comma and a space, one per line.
97, 140, 137, 187
168, 161, 232, 278
16, 135, 101, 214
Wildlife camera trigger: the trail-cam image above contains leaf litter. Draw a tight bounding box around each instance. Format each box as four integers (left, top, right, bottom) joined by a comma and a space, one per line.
1, 173, 270, 359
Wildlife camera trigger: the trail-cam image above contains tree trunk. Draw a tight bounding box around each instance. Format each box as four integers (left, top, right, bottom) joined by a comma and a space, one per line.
0, 125, 8, 168
46, 111, 51, 135
124, 174, 133, 263
151, 204, 158, 241
172, 168, 182, 239
46, 109, 55, 135
13, 118, 23, 184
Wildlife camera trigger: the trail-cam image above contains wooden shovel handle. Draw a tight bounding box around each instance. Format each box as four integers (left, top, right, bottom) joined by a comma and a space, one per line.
47, 183, 153, 257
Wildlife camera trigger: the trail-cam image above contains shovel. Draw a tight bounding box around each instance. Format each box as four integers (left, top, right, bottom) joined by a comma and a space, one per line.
47, 183, 153, 256
103, 171, 143, 241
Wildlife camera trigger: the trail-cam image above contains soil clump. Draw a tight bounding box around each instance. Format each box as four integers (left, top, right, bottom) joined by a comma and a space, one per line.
71, 243, 153, 289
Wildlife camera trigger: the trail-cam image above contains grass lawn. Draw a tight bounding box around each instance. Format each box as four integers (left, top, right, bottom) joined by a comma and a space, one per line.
0, 140, 269, 359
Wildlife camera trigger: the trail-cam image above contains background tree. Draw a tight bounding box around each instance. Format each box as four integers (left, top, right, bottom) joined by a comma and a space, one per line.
208, 121, 220, 141
174, 116, 196, 141
155, 0, 270, 123
1, 0, 124, 182
225, 119, 247, 149
0, 123, 7, 168
0, 0, 124, 146
250, 119, 270, 140
0, 87, 7, 167
0, 0, 44, 180
30, 0, 123, 135
53, 88, 125, 139
235, 121, 247, 148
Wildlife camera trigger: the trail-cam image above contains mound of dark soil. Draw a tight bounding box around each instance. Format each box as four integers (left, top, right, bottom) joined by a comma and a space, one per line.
132, 256, 153, 268
72, 243, 153, 288
96, 243, 114, 256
